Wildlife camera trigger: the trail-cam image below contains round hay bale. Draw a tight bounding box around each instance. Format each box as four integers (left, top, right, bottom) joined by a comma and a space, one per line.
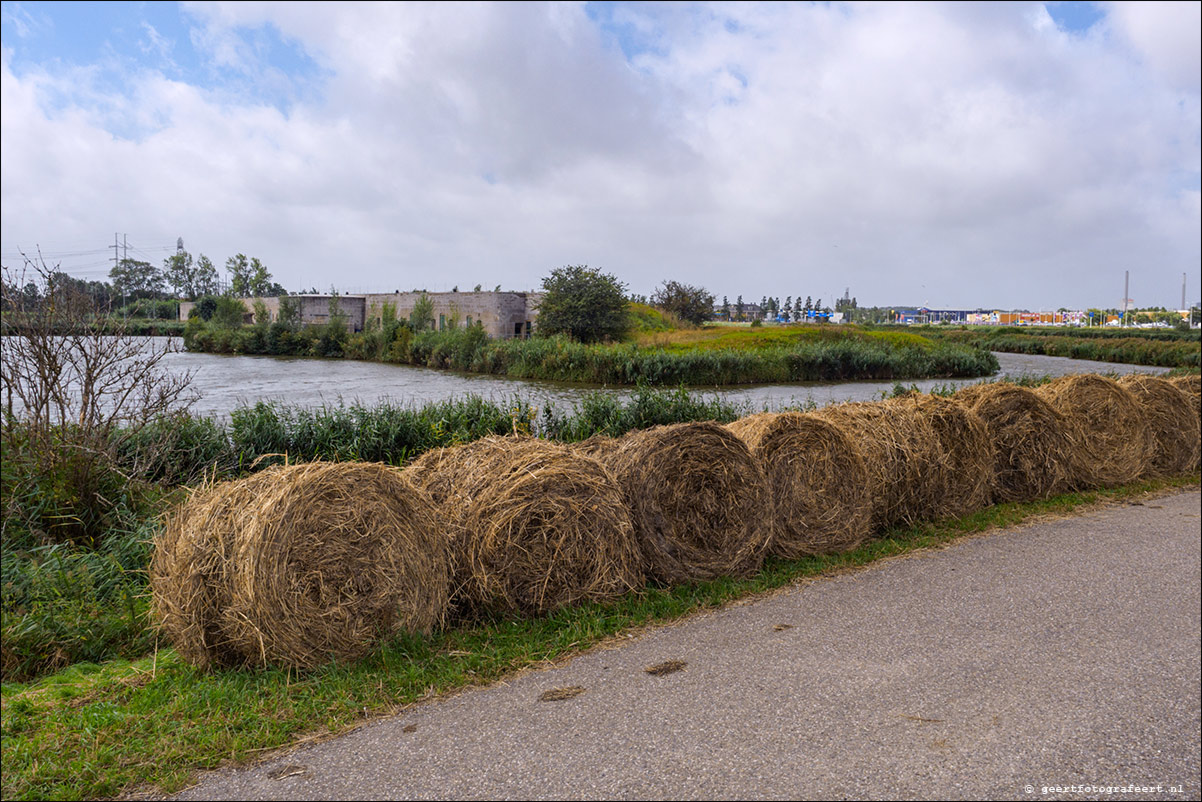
1036, 375, 1151, 489
813, 400, 938, 531
1169, 374, 1201, 416
1118, 375, 1201, 476
405, 436, 644, 616
598, 421, 773, 585
724, 412, 871, 558
953, 383, 1074, 503
151, 480, 251, 670
154, 461, 451, 670
881, 394, 995, 520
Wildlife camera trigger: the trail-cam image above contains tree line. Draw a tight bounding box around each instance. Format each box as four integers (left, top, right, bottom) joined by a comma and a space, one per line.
1, 246, 286, 318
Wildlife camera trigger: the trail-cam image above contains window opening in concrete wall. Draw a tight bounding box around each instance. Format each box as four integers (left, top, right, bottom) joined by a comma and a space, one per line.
514, 322, 522, 337
440, 314, 446, 331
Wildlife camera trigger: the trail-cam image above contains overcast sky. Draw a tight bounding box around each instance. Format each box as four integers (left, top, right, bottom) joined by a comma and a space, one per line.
2, 1, 1199, 310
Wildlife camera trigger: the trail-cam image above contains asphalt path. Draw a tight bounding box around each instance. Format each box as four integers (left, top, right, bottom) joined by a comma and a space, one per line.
172, 489, 1201, 801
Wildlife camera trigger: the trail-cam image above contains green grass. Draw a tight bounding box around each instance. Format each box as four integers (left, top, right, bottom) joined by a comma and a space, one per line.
3, 472, 1197, 801
907, 325, 1200, 368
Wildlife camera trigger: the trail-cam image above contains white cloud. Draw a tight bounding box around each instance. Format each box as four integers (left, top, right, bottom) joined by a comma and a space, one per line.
2, 1, 1199, 308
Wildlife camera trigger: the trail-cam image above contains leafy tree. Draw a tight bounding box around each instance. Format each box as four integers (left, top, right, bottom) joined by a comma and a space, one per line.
163, 250, 195, 299
248, 258, 274, 297
721, 295, 730, 321
190, 295, 219, 321
278, 295, 302, 330
536, 264, 629, 343
803, 296, 813, 314
650, 280, 715, 326
212, 296, 247, 328
226, 254, 252, 297
193, 255, 221, 296
109, 258, 164, 300
735, 295, 745, 321
410, 292, 435, 332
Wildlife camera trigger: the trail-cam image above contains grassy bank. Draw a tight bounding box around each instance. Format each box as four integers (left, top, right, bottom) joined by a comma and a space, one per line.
907, 325, 1200, 368
182, 318, 1000, 385
2, 473, 1196, 801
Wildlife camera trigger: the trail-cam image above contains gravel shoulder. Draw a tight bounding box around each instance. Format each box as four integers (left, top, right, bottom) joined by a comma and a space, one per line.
172, 489, 1202, 801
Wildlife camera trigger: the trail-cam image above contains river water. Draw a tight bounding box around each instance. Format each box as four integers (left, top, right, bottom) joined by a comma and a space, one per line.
148, 340, 1171, 418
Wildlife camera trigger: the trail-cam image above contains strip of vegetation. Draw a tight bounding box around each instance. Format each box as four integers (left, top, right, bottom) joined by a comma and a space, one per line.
182, 314, 1000, 385
2, 473, 1196, 801
903, 325, 1200, 368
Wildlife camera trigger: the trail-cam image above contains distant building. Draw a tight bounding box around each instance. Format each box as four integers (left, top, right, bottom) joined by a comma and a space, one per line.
179, 291, 543, 339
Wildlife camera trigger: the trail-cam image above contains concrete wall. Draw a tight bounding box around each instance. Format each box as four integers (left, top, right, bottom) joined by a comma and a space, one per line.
179, 291, 542, 338
363, 291, 541, 339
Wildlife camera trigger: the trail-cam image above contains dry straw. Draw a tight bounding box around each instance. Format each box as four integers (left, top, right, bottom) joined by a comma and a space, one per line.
1169, 374, 1201, 417
573, 433, 625, 460
1118, 374, 1201, 477
595, 421, 773, 585
152, 462, 450, 670
404, 436, 644, 617
1036, 374, 1151, 489
725, 412, 871, 557
814, 401, 938, 531
953, 383, 1073, 503
882, 393, 995, 520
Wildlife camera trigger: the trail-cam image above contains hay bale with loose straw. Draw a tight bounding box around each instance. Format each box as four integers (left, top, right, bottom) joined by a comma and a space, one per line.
573, 433, 625, 460
725, 412, 871, 557
1169, 375, 1201, 417
1036, 374, 1151, 489
153, 461, 451, 670
814, 401, 938, 531
882, 393, 995, 520
953, 383, 1073, 503
595, 421, 773, 585
1118, 375, 1200, 476
151, 479, 252, 670
405, 436, 644, 616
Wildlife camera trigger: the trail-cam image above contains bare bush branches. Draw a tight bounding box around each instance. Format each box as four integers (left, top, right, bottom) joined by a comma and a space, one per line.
2, 251, 198, 544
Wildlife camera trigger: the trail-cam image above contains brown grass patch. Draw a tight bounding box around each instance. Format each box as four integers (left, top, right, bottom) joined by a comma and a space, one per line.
725, 412, 871, 557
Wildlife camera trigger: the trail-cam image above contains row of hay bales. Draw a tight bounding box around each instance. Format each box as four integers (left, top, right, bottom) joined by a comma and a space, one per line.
152, 373, 1201, 671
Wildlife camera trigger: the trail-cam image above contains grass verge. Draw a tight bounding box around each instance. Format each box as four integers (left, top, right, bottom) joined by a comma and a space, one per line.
1, 473, 1197, 801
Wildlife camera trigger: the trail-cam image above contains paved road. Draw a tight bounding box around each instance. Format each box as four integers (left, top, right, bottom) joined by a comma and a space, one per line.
173, 490, 1202, 801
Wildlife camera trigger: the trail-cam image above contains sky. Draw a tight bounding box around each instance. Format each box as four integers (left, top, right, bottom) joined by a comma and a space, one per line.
1, 1, 1199, 311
